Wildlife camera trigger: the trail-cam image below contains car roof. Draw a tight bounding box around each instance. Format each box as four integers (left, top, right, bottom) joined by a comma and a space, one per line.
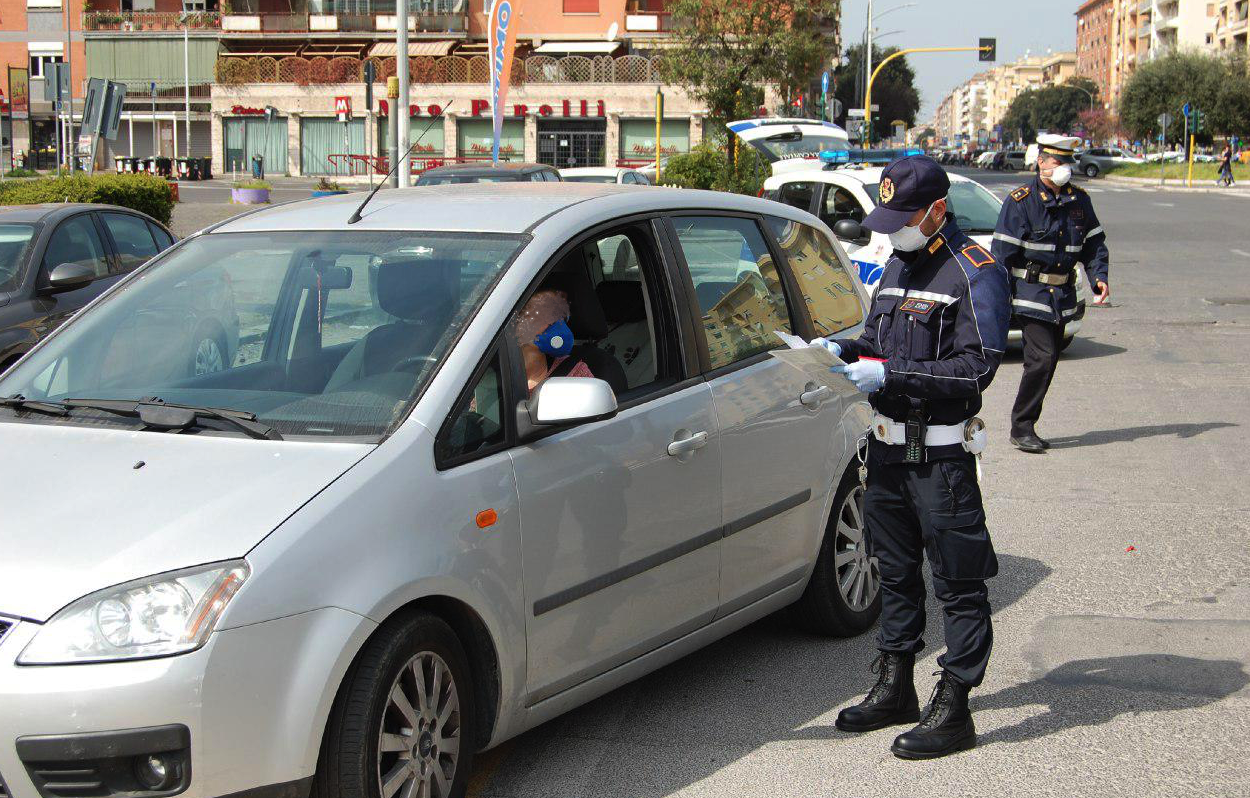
559, 167, 629, 176
420, 161, 552, 176
765, 164, 972, 188
206, 182, 816, 236
0, 203, 155, 224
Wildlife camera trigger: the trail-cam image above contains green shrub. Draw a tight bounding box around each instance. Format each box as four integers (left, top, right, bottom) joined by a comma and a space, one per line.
0, 173, 174, 225
4, 168, 37, 178
233, 179, 272, 190
660, 140, 769, 195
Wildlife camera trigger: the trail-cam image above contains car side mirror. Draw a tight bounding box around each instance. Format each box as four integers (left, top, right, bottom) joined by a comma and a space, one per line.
517, 377, 618, 439
832, 219, 871, 246
44, 262, 96, 294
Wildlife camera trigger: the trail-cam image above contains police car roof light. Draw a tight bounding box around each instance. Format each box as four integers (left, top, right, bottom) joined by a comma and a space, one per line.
820, 147, 924, 170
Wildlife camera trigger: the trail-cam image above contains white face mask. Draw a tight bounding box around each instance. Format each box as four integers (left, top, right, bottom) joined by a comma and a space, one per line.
888, 199, 942, 252
1046, 164, 1072, 186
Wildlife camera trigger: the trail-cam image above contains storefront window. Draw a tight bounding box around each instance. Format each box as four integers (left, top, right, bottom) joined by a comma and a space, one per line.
456, 119, 523, 161
619, 119, 689, 161
378, 116, 446, 161
223, 116, 288, 176
300, 117, 366, 175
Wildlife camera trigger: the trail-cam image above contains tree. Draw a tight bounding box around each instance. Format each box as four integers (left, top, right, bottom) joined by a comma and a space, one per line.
1119, 51, 1250, 143
832, 43, 921, 142
1078, 107, 1121, 144
1000, 78, 1099, 144
659, 0, 839, 162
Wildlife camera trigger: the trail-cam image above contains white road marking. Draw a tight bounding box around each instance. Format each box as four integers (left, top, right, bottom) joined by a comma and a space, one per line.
1085, 187, 1104, 193
1109, 188, 1131, 193
1231, 249, 1250, 258
1152, 202, 1176, 207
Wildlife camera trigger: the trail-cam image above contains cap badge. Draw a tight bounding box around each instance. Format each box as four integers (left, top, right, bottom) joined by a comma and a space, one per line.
879, 178, 895, 204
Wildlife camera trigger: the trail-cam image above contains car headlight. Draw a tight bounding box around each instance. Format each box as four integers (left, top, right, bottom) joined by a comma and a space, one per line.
18, 561, 249, 665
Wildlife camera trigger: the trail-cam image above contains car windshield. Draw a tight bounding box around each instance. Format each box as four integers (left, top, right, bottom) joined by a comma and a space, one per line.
416, 173, 525, 185
562, 175, 616, 183
748, 132, 850, 161
863, 179, 1002, 235
0, 224, 36, 293
0, 231, 522, 441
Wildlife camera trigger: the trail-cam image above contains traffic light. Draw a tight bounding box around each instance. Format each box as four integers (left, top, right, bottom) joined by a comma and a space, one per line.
979, 38, 997, 62
1194, 109, 1205, 134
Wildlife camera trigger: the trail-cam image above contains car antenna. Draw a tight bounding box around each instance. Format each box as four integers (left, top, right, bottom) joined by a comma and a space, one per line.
347, 98, 452, 225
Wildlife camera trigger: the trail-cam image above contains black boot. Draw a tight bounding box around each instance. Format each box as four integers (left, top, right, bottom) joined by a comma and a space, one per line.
835, 653, 920, 733
891, 671, 976, 759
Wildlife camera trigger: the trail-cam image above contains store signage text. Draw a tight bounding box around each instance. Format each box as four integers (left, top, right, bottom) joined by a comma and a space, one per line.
377, 99, 608, 118
231, 105, 267, 115
378, 101, 445, 117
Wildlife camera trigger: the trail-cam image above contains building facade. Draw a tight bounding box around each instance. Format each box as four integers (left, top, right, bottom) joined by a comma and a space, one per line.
71, 0, 839, 176
1210, 0, 1249, 56
933, 51, 1077, 147
1076, 0, 1114, 105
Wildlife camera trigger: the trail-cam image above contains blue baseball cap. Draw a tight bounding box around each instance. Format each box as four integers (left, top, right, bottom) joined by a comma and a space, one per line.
862, 155, 951, 234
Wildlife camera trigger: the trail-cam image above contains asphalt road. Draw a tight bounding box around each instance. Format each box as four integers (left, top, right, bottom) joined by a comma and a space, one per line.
457, 170, 1250, 797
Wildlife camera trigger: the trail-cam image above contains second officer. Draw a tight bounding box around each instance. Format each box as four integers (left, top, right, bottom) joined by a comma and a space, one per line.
820, 155, 1010, 759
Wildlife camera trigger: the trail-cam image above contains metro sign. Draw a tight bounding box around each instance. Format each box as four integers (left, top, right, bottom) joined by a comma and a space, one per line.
334, 96, 352, 122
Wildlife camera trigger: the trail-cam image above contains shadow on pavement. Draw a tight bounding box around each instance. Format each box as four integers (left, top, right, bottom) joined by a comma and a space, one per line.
999, 336, 1126, 363
974, 654, 1248, 746
1047, 421, 1237, 449
478, 554, 1050, 797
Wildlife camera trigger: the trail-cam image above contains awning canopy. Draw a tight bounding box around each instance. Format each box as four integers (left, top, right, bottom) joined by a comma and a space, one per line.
369, 40, 456, 58
532, 41, 621, 55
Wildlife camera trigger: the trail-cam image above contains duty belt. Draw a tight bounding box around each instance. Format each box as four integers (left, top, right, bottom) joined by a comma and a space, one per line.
871, 413, 967, 448
1011, 266, 1073, 286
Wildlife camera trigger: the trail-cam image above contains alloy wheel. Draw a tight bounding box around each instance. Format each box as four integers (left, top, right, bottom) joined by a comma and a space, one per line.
193, 337, 225, 375
833, 485, 880, 612
377, 651, 462, 798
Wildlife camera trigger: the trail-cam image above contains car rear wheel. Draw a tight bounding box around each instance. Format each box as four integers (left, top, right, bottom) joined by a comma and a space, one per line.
1084, 163, 1100, 178
791, 467, 881, 637
312, 612, 477, 798
189, 326, 228, 377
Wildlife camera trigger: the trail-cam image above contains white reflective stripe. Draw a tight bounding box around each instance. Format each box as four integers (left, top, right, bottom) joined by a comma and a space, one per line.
878, 287, 905, 298
1022, 240, 1056, 251
871, 414, 966, 446
1062, 306, 1080, 317
1085, 225, 1103, 240
905, 289, 958, 304
1065, 244, 1083, 252
1012, 298, 1055, 313
992, 232, 1023, 246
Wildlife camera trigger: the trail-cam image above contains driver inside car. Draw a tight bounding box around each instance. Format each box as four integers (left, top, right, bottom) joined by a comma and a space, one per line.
514, 289, 596, 395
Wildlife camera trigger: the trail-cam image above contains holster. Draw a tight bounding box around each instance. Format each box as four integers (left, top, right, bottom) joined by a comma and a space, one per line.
1025, 261, 1043, 283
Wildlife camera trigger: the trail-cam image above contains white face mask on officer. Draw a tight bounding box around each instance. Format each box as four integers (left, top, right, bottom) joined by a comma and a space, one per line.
1048, 164, 1073, 186
888, 197, 944, 252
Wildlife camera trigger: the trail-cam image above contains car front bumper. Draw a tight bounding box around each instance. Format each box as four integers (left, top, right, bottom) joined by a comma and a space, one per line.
0, 607, 374, 798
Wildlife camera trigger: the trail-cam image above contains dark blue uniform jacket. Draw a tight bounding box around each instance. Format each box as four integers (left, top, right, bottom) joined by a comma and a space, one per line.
991, 175, 1110, 325
834, 215, 1011, 444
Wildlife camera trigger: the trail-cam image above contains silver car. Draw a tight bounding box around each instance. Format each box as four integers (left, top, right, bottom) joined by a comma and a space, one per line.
0, 184, 876, 798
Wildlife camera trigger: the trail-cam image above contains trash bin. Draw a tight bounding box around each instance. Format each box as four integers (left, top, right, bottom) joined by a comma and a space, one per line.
187, 158, 201, 181
128, 157, 141, 173
114, 156, 127, 173
176, 158, 191, 179
155, 157, 173, 178
141, 157, 155, 174
199, 157, 212, 180
251, 154, 264, 180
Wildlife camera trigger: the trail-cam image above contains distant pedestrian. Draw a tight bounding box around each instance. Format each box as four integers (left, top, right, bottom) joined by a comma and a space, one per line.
1218, 143, 1235, 187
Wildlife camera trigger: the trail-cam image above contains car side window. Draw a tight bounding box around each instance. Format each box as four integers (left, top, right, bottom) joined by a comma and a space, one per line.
436, 351, 506, 464
147, 222, 175, 251
820, 185, 865, 227
766, 216, 864, 337
101, 213, 159, 273
43, 215, 110, 279
772, 181, 816, 214
671, 215, 794, 370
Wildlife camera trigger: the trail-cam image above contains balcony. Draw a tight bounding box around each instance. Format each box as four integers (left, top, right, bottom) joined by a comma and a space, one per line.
219, 10, 465, 34
1138, 0, 1152, 12
624, 0, 672, 33
84, 11, 221, 32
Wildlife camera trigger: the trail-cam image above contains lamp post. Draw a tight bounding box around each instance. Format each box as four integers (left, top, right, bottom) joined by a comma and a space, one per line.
180, 7, 191, 161
1069, 84, 1096, 114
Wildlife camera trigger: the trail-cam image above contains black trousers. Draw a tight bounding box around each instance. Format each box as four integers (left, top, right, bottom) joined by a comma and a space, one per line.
1011, 316, 1064, 437
864, 445, 997, 688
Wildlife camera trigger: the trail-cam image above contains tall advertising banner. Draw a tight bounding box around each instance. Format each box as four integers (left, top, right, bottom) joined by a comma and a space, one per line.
8, 67, 29, 119
487, 0, 517, 165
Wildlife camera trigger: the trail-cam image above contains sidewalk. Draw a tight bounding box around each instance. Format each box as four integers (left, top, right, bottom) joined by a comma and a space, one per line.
1102, 174, 1249, 192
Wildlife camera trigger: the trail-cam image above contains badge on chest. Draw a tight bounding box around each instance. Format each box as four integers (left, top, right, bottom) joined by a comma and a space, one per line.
898, 297, 938, 318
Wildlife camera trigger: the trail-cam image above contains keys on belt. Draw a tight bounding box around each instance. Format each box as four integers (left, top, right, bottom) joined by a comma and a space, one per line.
1012, 266, 1073, 286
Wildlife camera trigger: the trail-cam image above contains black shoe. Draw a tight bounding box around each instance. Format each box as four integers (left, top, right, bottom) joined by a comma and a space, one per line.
891, 671, 976, 760
835, 653, 920, 733
1010, 433, 1046, 453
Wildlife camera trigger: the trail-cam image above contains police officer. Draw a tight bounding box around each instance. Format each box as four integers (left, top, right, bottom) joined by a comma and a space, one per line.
992, 134, 1110, 453
817, 155, 1010, 759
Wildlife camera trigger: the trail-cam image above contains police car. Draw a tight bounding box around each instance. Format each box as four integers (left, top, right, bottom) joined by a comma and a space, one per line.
760, 150, 1089, 347
728, 117, 852, 174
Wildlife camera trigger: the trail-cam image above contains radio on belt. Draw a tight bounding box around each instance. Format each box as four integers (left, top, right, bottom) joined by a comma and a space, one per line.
905, 410, 926, 463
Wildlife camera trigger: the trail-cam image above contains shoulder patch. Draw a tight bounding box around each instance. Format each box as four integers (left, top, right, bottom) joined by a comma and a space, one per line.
1010, 186, 1030, 202
961, 243, 995, 268
927, 234, 945, 254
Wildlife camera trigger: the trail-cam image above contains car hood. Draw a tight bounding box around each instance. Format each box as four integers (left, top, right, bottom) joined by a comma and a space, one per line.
0, 421, 372, 622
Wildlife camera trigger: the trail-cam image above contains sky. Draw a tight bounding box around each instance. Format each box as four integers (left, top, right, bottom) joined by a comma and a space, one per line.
837, 0, 1078, 121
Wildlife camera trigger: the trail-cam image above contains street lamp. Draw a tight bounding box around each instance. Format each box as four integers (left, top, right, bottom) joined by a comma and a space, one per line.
1069, 84, 1096, 114
179, 7, 191, 163
862, 2, 917, 108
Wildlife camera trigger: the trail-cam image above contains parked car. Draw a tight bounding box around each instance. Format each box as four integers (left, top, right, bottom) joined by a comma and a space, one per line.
1077, 147, 1145, 177
762, 159, 1089, 348
726, 116, 852, 174
975, 150, 997, 168
0, 183, 878, 798
558, 166, 651, 185
1003, 150, 1028, 171
0, 203, 237, 377
415, 161, 562, 185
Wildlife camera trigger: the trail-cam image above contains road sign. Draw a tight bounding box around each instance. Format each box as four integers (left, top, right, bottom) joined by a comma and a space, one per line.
363, 61, 375, 112
847, 106, 878, 117
979, 37, 997, 62
821, 71, 829, 94
335, 96, 352, 122
1157, 112, 1172, 129
830, 98, 843, 119
1182, 102, 1192, 118
43, 63, 69, 102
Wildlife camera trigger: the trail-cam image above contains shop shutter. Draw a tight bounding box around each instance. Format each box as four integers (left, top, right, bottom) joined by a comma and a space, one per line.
301, 117, 366, 175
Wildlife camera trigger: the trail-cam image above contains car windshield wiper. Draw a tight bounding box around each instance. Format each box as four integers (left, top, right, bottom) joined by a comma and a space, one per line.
61, 398, 283, 441
0, 394, 71, 416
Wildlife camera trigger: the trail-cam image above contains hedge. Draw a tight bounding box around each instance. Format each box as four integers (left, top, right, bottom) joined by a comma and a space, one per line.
0, 173, 175, 226
661, 141, 769, 195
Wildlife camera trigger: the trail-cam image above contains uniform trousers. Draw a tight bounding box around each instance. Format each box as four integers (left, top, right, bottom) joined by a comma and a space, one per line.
1011, 316, 1064, 437
864, 445, 997, 688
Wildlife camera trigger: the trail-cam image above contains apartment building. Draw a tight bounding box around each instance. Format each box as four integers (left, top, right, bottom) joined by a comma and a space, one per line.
933, 50, 1077, 146
69, 0, 838, 176
0, 0, 88, 167
1211, 0, 1249, 55
1077, 0, 1114, 104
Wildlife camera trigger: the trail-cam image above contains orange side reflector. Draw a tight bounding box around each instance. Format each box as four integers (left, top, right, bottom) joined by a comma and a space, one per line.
475, 509, 498, 529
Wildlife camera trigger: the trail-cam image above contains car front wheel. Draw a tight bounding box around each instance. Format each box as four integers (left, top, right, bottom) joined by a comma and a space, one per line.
313, 612, 477, 798
1084, 163, 1100, 178
791, 466, 881, 636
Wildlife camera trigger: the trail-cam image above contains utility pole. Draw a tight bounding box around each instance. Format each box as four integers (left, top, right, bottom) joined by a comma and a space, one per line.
395, 0, 410, 187
183, 5, 191, 161
864, 0, 873, 123
63, 0, 76, 171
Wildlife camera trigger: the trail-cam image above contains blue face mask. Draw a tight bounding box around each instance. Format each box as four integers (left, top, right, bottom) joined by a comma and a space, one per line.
534, 320, 574, 357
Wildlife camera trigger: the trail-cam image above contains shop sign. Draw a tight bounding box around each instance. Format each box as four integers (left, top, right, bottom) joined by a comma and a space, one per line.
230, 105, 267, 115
7, 67, 29, 120
334, 96, 352, 122
471, 98, 606, 118
378, 101, 445, 117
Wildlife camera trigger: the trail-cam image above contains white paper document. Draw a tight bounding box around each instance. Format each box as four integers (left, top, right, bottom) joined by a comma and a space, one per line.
769, 332, 859, 397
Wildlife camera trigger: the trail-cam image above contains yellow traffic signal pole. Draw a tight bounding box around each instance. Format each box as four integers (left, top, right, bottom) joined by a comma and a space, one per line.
1187, 133, 1195, 188
864, 45, 993, 145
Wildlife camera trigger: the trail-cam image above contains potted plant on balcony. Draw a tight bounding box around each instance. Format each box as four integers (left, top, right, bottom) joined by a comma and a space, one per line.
311, 177, 348, 197
232, 179, 271, 204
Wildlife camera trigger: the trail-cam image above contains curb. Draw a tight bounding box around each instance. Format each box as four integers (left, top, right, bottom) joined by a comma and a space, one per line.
1101, 175, 1247, 193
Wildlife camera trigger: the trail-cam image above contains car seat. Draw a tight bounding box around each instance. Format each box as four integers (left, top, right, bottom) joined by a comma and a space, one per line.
540, 263, 628, 396
595, 280, 655, 388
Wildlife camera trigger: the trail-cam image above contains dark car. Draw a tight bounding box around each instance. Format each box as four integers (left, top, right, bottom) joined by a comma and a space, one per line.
414, 161, 562, 186
0, 204, 238, 379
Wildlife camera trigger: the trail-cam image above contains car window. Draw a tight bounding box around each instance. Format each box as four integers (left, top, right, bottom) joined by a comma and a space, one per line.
771, 181, 816, 213
0, 224, 35, 293
672, 215, 793, 370
43, 215, 110, 278
147, 222, 175, 250
101, 213, 159, 273
766, 216, 864, 337
820, 185, 865, 227
436, 351, 505, 464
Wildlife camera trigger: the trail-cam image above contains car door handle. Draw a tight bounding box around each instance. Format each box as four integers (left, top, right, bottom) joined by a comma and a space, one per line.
800, 385, 833, 408
667, 430, 709, 457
